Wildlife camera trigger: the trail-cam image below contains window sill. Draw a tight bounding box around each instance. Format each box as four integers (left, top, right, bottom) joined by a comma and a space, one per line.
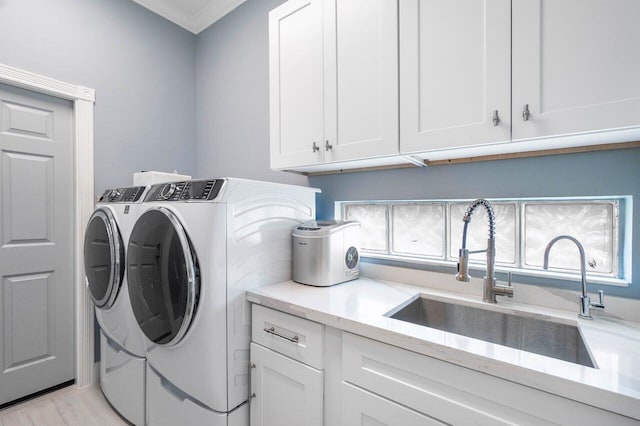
362, 252, 630, 288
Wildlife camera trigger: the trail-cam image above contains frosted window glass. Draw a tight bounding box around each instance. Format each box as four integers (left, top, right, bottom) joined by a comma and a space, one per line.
524, 203, 615, 274
344, 204, 388, 252
391, 204, 445, 257
338, 197, 621, 279
449, 203, 517, 265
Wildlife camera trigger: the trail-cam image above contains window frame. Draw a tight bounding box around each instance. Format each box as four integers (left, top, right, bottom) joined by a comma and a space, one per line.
338, 197, 629, 287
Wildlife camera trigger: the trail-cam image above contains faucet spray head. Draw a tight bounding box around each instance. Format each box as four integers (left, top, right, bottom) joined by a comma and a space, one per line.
455, 248, 471, 282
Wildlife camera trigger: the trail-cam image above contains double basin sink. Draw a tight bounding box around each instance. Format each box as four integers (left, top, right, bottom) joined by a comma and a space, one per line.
386, 295, 595, 368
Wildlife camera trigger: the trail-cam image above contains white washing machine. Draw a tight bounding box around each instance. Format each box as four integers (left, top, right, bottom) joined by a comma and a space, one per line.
126, 178, 318, 425
83, 186, 148, 425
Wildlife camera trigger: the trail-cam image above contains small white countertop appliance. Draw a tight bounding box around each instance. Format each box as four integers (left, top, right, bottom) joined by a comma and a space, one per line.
293, 220, 360, 287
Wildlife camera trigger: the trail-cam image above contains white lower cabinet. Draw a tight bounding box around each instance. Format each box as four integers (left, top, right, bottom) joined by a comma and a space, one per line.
342, 382, 444, 426
250, 304, 636, 425
250, 304, 324, 426
342, 332, 637, 426
250, 343, 323, 426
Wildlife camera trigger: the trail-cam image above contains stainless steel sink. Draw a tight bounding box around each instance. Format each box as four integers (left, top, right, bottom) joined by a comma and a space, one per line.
386, 295, 595, 368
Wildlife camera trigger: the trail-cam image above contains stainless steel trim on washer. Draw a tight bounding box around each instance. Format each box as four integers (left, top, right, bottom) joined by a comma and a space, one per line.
86, 208, 122, 309
148, 206, 199, 347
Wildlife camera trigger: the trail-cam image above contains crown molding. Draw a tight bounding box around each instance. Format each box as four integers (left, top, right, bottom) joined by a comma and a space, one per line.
130, 0, 246, 34
192, 0, 247, 33
131, 0, 194, 32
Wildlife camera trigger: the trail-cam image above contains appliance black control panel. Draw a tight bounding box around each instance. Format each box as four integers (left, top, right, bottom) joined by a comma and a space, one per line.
99, 186, 145, 203
144, 179, 225, 202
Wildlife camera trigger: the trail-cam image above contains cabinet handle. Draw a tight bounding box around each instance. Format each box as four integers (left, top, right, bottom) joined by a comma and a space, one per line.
492, 110, 500, 126
522, 104, 530, 121
312, 142, 320, 152
325, 140, 333, 151
248, 362, 256, 405
263, 326, 299, 343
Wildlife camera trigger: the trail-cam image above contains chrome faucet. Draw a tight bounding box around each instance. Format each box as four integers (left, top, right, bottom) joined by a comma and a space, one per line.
455, 199, 513, 303
543, 235, 605, 320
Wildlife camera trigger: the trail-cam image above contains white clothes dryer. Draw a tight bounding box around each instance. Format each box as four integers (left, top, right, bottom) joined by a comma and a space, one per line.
84, 186, 148, 425
126, 178, 318, 425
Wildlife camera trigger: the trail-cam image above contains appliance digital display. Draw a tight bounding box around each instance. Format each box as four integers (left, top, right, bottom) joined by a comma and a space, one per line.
183, 180, 214, 199
190, 181, 207, 196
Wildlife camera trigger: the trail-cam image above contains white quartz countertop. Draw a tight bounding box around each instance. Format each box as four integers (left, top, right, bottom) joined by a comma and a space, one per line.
246, 277, 640, 420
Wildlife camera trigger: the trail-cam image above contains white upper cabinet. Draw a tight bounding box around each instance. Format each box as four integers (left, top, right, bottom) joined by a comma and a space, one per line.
323, 0, 399, 163
512, 0, 640, 141
400, 0, 511, 154
271, 0, 640, 172
270, 0, 399, 170
269, 0, 324, 169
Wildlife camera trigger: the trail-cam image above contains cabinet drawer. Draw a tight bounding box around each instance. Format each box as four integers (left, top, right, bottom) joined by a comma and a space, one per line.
342, 332, 635, 426
342, 382, 444, 426
252, 304, 324, 369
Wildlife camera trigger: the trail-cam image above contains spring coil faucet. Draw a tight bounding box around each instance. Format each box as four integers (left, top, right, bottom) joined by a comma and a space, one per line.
455, 199, 513, 303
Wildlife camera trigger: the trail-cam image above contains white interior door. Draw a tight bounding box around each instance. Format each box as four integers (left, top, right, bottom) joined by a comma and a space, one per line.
512, 0, 640, 140
0, 83, 74, 405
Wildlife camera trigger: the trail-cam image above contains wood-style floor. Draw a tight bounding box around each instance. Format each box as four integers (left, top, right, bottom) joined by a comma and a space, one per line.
0, 385, 127, 426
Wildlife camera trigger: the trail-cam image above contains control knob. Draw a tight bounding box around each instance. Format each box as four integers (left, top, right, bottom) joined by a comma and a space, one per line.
108, 189, 122, 201
159, 183, 177, 200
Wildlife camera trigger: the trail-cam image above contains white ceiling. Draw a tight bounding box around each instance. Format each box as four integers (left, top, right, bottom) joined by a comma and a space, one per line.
131, 0, 246, 34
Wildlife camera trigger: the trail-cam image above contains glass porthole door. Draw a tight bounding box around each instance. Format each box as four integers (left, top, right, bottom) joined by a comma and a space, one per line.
84, 208, 124, 309
127, 207, 199, 346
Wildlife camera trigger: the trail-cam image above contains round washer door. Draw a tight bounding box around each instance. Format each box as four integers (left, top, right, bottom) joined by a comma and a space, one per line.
84, 208, 124, 309
127, 207, 199, 346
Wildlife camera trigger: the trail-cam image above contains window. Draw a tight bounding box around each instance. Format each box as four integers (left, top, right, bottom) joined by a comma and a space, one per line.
339, 197, 628, 284
391, 203, 445, 258
523, 202, 617, 274
344, 203, 388, 252
449, 202, 517, 266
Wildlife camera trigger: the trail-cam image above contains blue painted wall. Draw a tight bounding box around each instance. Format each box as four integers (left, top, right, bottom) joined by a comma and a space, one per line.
191, 0, 639, 299
0, 0, 197, 193
1, 0, 198, 361
195, 0, 305, 186
310, 148, 639, 298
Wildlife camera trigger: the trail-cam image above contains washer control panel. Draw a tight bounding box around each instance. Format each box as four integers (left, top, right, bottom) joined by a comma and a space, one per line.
145, 179, 224, 202
99, 186, 146, 203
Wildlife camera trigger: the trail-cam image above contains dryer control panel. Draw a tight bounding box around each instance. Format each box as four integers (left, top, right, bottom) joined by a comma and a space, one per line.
98, 186, 146, 203
144, 179, 225, 202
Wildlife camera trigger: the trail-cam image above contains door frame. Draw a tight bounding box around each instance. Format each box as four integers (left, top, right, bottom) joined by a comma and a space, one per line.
0, 63, 96, 387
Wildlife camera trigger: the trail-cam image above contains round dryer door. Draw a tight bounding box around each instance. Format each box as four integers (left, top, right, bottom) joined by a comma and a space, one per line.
84, 208, 124, 309
127, 207, 199, 346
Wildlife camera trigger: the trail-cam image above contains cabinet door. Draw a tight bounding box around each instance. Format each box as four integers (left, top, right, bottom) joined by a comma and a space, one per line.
342, 382, 445, 426
250, 343, 323, 426
400, 0, 511, 154
269, 0, 324, 169
512, 0, 640, 140
323, 0, 399, 162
